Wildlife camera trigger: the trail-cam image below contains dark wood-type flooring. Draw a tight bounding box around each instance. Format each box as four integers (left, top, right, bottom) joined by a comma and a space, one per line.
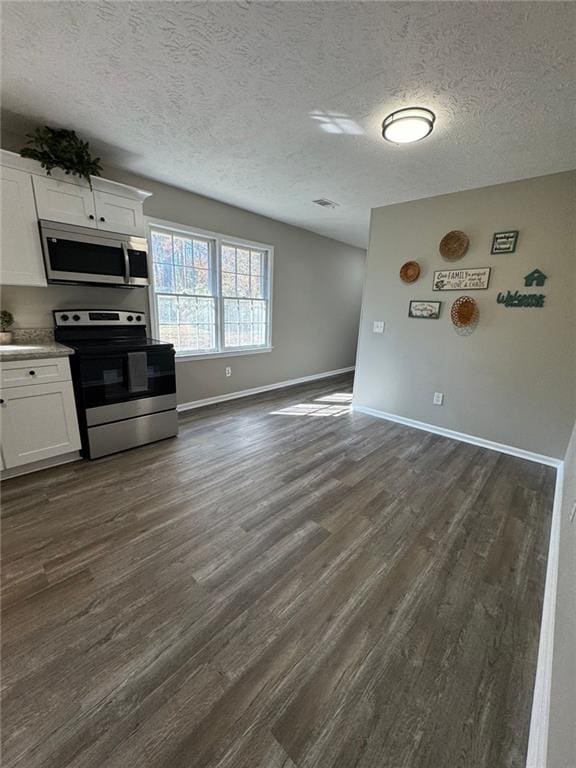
1, 373, 555, 768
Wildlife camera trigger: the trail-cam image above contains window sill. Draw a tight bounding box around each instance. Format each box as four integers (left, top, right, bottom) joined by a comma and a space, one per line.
175, 346, 274, 363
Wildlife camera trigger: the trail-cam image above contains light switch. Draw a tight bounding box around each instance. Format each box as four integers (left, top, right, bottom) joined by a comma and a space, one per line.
372, 321, 385, 334
433, 392, 444, 405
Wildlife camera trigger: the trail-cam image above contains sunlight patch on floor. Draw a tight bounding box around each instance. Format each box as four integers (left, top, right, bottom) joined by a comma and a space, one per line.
270, 393, 352, 417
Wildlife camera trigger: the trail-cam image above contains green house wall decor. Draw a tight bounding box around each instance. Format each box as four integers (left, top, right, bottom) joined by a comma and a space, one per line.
524, 269, 547, 287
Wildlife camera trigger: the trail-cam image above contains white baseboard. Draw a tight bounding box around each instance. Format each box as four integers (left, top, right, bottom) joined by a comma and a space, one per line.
0, 451, 82, 480
525, 462, 564, 768
352, 404, 562, 468
177, 367, 355, 413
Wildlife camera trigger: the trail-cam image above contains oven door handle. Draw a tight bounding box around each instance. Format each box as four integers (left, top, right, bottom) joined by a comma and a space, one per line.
121, 241, 130, 285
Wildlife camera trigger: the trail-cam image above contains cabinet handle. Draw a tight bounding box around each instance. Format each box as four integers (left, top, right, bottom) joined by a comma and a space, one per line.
88, 214, 95, 220
0, 399, 4, 405
29, 370, 36, 376
99, 217, 106, 222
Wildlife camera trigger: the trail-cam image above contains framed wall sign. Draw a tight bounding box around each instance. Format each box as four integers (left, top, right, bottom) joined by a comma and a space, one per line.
491, 230, 518, 254
433, 267, 491, 291
408, 300, 441, 319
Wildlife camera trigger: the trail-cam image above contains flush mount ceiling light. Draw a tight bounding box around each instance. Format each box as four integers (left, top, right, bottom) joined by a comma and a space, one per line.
382, 107, 435, 144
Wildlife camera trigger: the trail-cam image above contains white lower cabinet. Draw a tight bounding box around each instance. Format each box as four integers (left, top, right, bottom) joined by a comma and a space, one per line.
0, 358, 81, 470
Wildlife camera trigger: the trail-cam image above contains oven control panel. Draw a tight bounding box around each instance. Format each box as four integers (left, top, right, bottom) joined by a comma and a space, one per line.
54, 310, 146, 326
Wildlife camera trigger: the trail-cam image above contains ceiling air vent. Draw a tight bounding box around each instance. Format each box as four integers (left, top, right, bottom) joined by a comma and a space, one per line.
312, 198, 339, 209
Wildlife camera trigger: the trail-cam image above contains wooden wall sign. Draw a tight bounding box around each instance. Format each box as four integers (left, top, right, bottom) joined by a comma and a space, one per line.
408, 300, 441, 319
491, 231, 518, 254
433, 267, 490, 291
497, 291, 545, 308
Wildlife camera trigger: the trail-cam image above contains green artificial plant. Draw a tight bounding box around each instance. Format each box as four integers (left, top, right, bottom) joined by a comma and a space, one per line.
20, 127, 102, 187
0, 310, 14, 332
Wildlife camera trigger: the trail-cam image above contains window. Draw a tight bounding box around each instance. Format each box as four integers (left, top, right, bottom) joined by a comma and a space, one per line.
149, 222, 272, 357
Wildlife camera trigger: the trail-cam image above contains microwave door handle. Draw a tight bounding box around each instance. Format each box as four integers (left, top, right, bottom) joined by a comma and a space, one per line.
121, 242, 130, 284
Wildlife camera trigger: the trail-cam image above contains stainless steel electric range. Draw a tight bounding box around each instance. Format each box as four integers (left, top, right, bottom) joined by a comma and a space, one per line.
54, 309, 177, 459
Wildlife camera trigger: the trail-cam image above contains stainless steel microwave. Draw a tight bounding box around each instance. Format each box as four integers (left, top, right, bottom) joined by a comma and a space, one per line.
39, 220, 149, 287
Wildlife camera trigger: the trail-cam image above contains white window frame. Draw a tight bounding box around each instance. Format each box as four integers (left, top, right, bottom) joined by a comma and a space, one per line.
146, 217, 274, 361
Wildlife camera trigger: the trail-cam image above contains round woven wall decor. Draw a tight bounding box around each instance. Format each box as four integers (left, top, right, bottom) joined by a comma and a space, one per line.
399, 261, 421, 283
439, 230, 470, 261
451, 295, 478, 327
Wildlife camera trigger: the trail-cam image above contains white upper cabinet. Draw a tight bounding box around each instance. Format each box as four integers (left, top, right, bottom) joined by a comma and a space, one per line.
33, 174, 98, 228
93, 190, 145, 236
0, 150, 152, 286
0, 166, 47, 286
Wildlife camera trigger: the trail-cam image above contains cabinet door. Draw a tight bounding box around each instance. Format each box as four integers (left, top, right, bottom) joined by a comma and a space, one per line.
0, 167, 47, 286
32, 175, 97, 228
94, 191, 145, 236
0, 381, 81, 468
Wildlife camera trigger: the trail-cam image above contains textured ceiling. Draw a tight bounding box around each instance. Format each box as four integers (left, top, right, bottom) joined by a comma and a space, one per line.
2, 1, 575, 247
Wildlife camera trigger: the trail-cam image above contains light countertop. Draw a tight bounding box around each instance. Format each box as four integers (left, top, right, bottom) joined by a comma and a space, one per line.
0, 341, 74, 361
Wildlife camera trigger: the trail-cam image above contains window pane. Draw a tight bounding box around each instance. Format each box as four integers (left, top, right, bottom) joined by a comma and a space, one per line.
194, 268, 210, 295
154, 263, 174, 293
239, 300, 251, 323
194, 240, 209, 269
237, 248, 250, 274
158, 324, 179, 346
225, 323, 239, 347
178, 325, 196, 350
250, 251, 261, 275
237, 273, 250, 298
224, 299, 239, 322
254, 324, 266, 345
239, 324, 253, 346
222, 272, 236, 296
174, 266, 186, 294
253, 300, 266, 323
179, 297, 197, 323
151, 231, 173, 263
197, 324, 214, 350
250, 275, 263, 298
173, 236, 185, 266
222, 245, 236, 272
197, 298, 215, 323
158, 295, 178, 323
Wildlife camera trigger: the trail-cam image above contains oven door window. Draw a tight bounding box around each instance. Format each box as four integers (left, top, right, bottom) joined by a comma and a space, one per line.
78, 351, 175, 408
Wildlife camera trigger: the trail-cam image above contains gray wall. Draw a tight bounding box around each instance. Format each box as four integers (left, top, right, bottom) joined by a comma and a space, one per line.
548, 418, 576, 768
353, 172, 576, 459
1, 160, 365, 405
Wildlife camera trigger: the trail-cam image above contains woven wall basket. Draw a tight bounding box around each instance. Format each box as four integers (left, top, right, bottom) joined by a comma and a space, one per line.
399, 261, 421, 283
439, 230, 470, 261
450, 295, 478, 327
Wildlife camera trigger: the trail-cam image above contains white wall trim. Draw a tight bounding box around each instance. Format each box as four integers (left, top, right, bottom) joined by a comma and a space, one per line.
525, 462, 565, 768
0, 450, 81, 480
177, 367, 355, 413
352, 404, 562, 467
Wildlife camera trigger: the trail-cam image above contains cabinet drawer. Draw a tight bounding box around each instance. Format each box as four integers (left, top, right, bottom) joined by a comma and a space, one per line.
1, 357, 72, 388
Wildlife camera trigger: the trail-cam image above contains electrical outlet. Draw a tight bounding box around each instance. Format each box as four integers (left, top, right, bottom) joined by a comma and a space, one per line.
373, 321, 385, 334
433, 392, 444, 406
225, 366, 232, 378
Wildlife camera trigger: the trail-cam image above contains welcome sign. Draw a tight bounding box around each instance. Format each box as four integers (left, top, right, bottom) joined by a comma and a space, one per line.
433, 267, 491, 291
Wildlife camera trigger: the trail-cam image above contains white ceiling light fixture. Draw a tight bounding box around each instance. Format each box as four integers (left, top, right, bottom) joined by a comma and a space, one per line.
382, 107, 435, 144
